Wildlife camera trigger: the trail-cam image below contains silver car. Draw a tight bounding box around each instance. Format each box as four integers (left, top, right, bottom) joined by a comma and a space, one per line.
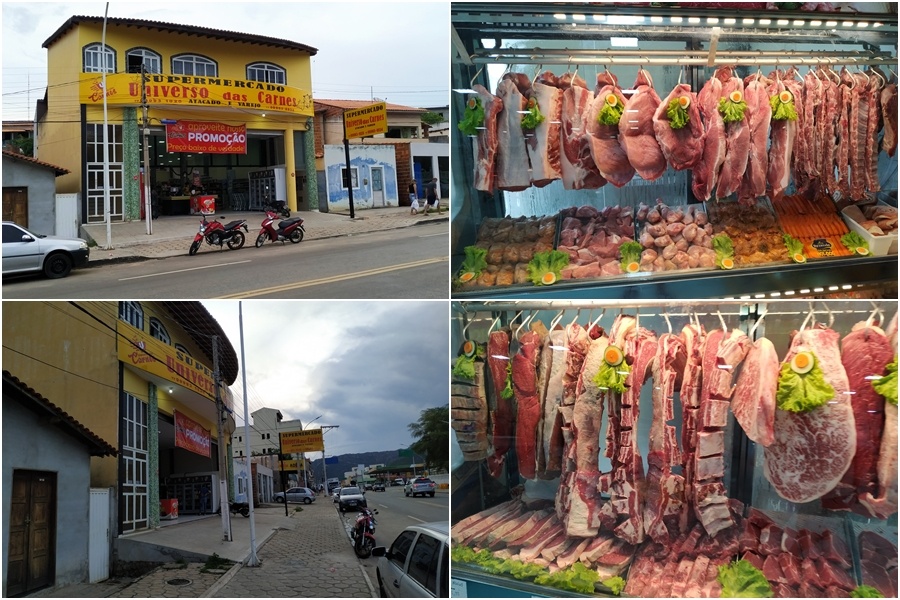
373, 521, 449, 598
2, 221, 90, 279
273, 486, 316, 504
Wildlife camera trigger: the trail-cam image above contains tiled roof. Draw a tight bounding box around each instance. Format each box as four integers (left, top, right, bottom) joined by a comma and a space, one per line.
162, 302, 239, 385
2, 149, 69, 176
314, 99, 426, 116
43, 16, 317, 56
4, 371, 118, 457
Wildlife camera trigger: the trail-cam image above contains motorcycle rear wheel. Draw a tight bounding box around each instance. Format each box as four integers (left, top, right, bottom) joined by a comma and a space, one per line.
227, 231, 246, 250
255, 234, 266, 248
189, 240, 201, 256
355, 537, 373, 559
290, 229, 304, 244
240, 507, 250, 517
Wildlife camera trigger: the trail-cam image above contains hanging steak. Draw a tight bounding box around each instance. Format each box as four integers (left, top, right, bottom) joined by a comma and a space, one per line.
585, 71, 635, 187
525, 72, 563, 188
731, 337, 778, 447
486, 329, 512, 478
512, 330, 542, 479
537, 329, 566, 479
470, 84, 503, 193
692, 74, 726, 201
766, 75, 798, 200
822, 323, 893, 514
451, 352, 490, 462
863, 70, 882, 194
764, 327, 857, 504
555, 322, 592, 518
618, 69, 667, 181
859, 312, 898, 520
558, 77, 607, 190
850, 71, 871, 200
679, 322, 705, 533
738, 74, 772, 203
653, 82, 705, 172
644, 332, 687, 542
495, 74, 532, 192
715, 67, 752, 199
882, 81, 898, 158
835, 68, 855, 197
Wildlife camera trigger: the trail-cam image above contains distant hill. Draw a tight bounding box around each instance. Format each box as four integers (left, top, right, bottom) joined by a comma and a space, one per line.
308, 449, 421, 485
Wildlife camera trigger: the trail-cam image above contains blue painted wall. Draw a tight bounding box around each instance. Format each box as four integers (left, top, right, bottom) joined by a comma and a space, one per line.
323, 145, 399, 211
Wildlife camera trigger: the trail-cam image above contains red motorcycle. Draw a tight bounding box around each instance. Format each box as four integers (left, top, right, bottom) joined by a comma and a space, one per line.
189, 215, 248, 255
350, 507, 378, 558
254, 210, 305, 247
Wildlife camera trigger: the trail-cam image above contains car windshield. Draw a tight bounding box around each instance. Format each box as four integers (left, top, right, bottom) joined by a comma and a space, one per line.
342, 487, 361, 495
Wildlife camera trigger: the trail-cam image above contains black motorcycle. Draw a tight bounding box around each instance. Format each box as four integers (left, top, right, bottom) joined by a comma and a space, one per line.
228, 501, 250, 518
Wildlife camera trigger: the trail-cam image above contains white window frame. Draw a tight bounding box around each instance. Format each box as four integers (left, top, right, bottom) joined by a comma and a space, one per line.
149, 317, 170, 344
247, 62, 286, 85
121, 393, 149, 533
126, 48, 162, 74
84, 43, 115, 73
172, 54, 217, 77
119, 301, 144, 330
341, 167, 359, 190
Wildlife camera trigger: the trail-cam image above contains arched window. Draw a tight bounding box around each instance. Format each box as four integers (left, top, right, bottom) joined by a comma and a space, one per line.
171, 54, 217, 77
175, 343, 192, 356
149, 318, 170, 344
83, 43, 115, 73
119, 301, 143, 329
246, 62, 286, 85
126, 47, 161, 74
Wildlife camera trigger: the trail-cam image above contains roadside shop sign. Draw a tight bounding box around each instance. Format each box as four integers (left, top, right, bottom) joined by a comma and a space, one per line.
166, 121, 247, 154
280, 429, 324, 453
343, 102, 387, 139
174, 410, 211, 458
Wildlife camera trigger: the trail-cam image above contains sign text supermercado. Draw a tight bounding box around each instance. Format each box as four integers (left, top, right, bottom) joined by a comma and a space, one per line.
80, 73, 314, 117
117, 320, 216, 401
343, 102, 387, 139
280, 429, 324, 453
166, 121, 247, 154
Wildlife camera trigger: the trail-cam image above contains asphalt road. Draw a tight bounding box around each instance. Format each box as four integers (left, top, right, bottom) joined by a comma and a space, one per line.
334, 485, 448, 594
2, 222, 449, 299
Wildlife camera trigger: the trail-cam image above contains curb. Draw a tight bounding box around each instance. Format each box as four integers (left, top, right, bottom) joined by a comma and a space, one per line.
336, 505, 379, 599
198, 515, 285, 598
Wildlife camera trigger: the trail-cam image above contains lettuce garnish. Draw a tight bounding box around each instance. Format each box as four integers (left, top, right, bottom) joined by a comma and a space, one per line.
770, 92, 799, 121
776, 352, 835, 413
451, 544, 597, 594
718, 96, 748, 124
451, 343, 483, 381
458, 96, 485, 136
457, 246, 488, 282
619, 240, 643, 273
851, 585, 886, 598
783, 233, 805, 262
534, 561, 599, 594
872, 357, 898, 406
666, 97, 691, 129
602, 576, 627, 596
841, 231, 870, 255
593, 346, 631, 393
712, 234, 736, 269
597, 95, 624, 126
527, 250, 570, 286
521, 98, 545, 130
717, 559, 773, 598
501, 360, 514, 400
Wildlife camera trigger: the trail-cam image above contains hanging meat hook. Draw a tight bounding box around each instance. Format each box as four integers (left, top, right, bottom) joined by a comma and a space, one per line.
489, 314, 502, 334
866, 301, 882, 328
664, 311, 672, 335
532, 63, 543, 86
799, 302, 816, 333
717, 310, 728, 334
550, 310, 565, 332
589, 309, 606, 334
516, 312, 536, 340
749, 308, 768, 339
569, 308, 582, 329
469, 66, 485, 89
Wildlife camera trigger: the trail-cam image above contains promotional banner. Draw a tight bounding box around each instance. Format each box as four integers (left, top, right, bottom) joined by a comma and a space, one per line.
117, 320, 216, 401
174, 410, 211, 458
80, 73, 314, 116
280, 429, 324, 453
343, 102, 387, 139
166, 121, 247, 154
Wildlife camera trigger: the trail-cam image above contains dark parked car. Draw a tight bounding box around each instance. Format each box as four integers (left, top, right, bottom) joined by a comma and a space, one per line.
374, 521, 449, 597
2, 221, 90, 279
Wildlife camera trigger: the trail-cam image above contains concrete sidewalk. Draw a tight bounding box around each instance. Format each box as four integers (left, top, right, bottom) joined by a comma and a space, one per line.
80, 205, 448, 264
27, 501, 374, 598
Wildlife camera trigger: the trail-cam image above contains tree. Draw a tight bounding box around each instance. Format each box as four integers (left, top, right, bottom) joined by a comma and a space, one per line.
420, 111, 445, 127
7, 136, 34, 157
408, 405, 449, 472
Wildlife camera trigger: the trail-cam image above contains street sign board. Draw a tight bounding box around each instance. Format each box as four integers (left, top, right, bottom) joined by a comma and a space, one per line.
343, 102, 387, 139
280, 429, 324, 453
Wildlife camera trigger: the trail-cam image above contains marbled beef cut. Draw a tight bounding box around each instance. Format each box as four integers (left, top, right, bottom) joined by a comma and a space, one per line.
732, 337, 778, 447
764, 327, 856, 504
486, 330, 512, 478
470, 84, 503, 192
512, 330, 542, 479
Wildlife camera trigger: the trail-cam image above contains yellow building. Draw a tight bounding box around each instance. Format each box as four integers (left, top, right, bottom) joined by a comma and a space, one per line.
2, 301, 239, 534
36, 16, 317, 224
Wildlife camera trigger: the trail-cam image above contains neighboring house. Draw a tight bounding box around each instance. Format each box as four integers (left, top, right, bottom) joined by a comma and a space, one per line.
2, 371, 117, 597
2, 120, 34, 151
313, 100, 449, 210
1, 302, 239, 543
35, 16, 318, 223
1, 149, 70, 234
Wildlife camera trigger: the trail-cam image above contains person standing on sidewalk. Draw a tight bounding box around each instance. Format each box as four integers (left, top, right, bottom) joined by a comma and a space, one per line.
199, 484, 210, 515
408, 180, 419, 215
423, 178, 441, 215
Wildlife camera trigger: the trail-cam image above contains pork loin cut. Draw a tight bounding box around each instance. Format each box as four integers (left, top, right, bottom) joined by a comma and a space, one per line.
495, 74, 532, 192
766, 77, 798, 200
653, 82, 705, 172
585, 72, 635, 187
618, 70, 667, 181
558, 79, 607, 190
525, 73, 563, 187
764, 327, 856, 503
715, 68, 752, 199
470, 84, 503, 192
731, 337, 778, 447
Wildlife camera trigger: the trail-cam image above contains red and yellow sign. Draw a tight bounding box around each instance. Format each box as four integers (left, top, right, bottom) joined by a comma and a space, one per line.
174, 410, 211, 458
280, 429, 324, 453
80, 73, 313, 116
343, 102, 387, 139
166, 121, 247, 154
117, 320, 216, 401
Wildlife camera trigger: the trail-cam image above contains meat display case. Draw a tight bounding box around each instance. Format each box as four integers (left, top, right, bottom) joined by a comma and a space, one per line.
450, 300, 898, 598
449, 3, 898, 300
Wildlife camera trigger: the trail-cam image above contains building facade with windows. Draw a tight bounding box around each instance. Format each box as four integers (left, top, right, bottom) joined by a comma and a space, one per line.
1, 301, 239, 537
35, 16, 317, 225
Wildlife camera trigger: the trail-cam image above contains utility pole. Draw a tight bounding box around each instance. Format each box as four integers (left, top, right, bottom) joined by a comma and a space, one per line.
212, 336, 232, 542
319, 425, 339, 492
140, 63, 152, 235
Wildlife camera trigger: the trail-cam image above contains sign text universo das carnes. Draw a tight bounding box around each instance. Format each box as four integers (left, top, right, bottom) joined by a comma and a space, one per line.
117, 320, 217, 401
343, 102, 387, 139
80, 73, 313, 117
280, 429, 324, 453
166, 121, 247, 154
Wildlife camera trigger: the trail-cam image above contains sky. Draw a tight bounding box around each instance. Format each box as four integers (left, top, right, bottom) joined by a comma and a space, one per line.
202, 300, 449, 458
1, 1, 450, 121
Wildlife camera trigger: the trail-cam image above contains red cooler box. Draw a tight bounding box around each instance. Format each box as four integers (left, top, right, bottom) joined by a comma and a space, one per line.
160, 498, 179, 520
191, 195, 216, 215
